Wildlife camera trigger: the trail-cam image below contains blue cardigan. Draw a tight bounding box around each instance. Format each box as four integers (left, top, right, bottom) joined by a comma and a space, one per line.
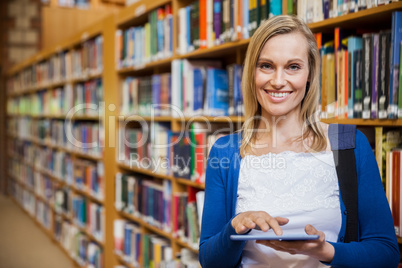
199, 129, 399, 268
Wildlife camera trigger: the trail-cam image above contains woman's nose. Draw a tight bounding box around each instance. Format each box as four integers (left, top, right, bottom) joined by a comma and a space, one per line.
270, 70, 286, 88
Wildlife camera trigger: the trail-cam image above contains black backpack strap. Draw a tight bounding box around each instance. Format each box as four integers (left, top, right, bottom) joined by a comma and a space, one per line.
328, 124, 359, 243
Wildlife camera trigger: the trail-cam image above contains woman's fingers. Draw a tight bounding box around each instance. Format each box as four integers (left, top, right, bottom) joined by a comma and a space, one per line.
254, 216, 270, 232
267, 216, 290, 235
276, 217, 290, 226
232, 211, 289, 234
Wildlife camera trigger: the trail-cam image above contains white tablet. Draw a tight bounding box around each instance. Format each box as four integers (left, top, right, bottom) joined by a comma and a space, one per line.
230, 233, 319, 241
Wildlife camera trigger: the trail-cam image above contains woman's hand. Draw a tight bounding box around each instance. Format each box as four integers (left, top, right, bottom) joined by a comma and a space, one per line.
231, 211, 289, 235
256, 224, 335, 263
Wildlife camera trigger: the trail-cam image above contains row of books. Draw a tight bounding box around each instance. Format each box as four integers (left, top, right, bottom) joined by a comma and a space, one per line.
384, 129, 402, 236
36, 199, 53, 230
54, 218, 104, 268
177, 0, 282, 54
8, 172, 104, 268
74, 79, 103, 117
57, 220, 104, 267
10, 139, 104, 208
113, 220, 200, 268
58, 0, 90, 8
318, 12, 402, 119
114, 220, 172, 267
115, 174, 172, 232
8, 117, 104, 159
74, 160, 104, 200
114, 172, 205, 249
9, 158, 34, 189
7, 35, 103, 93
34, 172, 54, 203
9, 181, 35, 216
11, 137, 104, 200
116, 4, 173, 69
9, 118, 69, 149
68, 122, 103, 157
118, 122, 226, 182
298, 0, 398, 24
7, 117, 45, 140
71, 194, 105, 242
172, 60, 244, 117
14, 136, 104, 199
172, 189, 205, 249
120, 74, 171, 117
176, 0, 397, 55
8, 180, 50, 225
7, 78, 103, 117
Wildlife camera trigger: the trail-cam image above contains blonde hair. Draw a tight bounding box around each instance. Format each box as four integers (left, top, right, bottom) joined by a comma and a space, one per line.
240, 15, 326, 157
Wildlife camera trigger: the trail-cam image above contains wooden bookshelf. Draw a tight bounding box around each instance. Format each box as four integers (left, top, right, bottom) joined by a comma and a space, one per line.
321, 118, 402, 127
5, 1, 402, 267
6, 13, 114, 267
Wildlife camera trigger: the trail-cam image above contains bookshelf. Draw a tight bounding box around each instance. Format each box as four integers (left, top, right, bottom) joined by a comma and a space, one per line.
6, 14, 117, 267
5, 1, 402, 267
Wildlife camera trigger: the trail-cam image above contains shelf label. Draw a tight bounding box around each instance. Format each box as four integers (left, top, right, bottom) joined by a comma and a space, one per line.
126, 0, 140, 6
135, 4, 146, 17
81, 32, 89, 41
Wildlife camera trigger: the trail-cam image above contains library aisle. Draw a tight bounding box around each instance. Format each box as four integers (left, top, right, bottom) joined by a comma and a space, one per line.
0, 194, 73, 268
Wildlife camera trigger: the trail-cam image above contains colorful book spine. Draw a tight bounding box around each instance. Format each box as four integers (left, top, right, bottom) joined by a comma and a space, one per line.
362, 33, 372, 119
347, 36, 363, 118
378, 31, 391, 119
213, 0, 222, 45
389, 11, 402, 118
371, 33, 379, 119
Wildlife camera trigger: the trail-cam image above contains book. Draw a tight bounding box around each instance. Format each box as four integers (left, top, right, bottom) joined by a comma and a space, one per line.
378, 31, 391, 119
389, 11, 402, 118
371, 33, 380, 119
205, 68, 229, 116
249, 0, 258, 37
398, 41, 402, 118
347, 36, 363, 118
323, 41, 336, 118
270, 0, 282, 17
362, 33, 372, 119
171, 132, 192, 180
213, 0, 222, 45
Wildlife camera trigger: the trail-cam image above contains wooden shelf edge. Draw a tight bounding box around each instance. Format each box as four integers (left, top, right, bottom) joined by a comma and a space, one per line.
321, 118, 402, 126
176, 38, 250, 59
115, 253, 137, 268
117, 57, 173, 74
176, 178, 205, 190
175, 239, 199, 254
117, 0, 171, 26
118, 115, 245, 123
118, 210, 173, 240
118, 162, 174, 181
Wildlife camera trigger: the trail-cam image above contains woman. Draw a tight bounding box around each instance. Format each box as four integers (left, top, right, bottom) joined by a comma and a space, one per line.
199, 15, 399, 267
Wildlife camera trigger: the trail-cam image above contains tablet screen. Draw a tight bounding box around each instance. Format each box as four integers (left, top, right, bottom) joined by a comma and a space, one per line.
230, 233, 319, 241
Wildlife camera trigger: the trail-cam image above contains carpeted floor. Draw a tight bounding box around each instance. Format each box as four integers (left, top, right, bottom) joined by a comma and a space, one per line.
0, 194, 73, 268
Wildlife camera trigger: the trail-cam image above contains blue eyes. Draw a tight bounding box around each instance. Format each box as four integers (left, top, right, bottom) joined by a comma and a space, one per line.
289, 64, 301, 71
259, 63, 272, 69
257, 63, 301, 71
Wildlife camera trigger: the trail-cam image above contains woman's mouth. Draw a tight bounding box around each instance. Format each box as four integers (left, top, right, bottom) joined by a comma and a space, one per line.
263, 89, 292, 98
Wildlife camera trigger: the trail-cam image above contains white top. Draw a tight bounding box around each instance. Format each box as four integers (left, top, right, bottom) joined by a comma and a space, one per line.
236, 151, 342, 268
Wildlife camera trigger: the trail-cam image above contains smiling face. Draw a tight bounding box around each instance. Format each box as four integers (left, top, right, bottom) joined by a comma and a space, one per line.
255, 32, 310, 119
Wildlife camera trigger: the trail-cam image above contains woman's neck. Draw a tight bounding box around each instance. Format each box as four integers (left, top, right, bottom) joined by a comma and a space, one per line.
251, 113, 306, 154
